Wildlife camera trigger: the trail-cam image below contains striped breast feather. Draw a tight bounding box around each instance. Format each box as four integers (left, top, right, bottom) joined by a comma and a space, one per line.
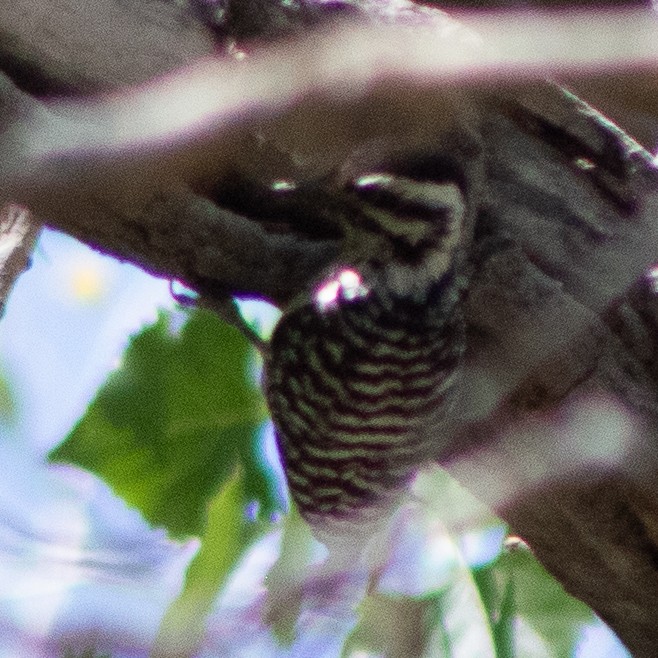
266, 276, 464, 534
345, 173, 464, 250
265, 171, 466, 538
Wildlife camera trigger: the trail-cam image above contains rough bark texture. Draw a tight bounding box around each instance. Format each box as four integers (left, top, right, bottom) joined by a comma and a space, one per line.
2, 0, 658, 655
0, 0, 215, 94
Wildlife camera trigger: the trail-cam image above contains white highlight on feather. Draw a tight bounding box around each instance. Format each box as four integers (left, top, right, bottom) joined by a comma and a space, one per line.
315, 279, 341, 309
270, 179, 298, 192
648, 265, 658, 293
314, 268, 370, 311
354, 173, 395, 188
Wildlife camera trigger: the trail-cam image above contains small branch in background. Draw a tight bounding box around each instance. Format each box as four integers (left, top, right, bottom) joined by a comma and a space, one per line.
0, 204, 41, 315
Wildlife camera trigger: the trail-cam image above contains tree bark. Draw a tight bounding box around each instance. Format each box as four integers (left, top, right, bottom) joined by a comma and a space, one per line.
2, 1, 658, 655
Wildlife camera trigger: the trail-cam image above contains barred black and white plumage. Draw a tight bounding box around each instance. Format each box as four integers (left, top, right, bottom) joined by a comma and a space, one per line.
265, 167, 467, 538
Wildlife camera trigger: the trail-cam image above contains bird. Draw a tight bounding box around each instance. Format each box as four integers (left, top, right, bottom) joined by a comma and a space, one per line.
264, 157, 469, 544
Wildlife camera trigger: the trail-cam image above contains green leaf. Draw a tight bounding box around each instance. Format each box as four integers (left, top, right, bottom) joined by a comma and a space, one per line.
49, 308, 277, 538
502, 544, 594, 656
152, 466, 255, 658
493, 573, 516, 658
0, 366, 17, 426
472, 560, 516, 658
343, 592, 445, 658
263, 504, 316, 645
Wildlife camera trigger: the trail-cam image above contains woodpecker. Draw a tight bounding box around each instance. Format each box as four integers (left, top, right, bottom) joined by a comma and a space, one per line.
265, 164, 467, 540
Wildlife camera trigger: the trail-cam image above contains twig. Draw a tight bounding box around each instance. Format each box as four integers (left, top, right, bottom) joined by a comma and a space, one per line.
0, 204, 41, 315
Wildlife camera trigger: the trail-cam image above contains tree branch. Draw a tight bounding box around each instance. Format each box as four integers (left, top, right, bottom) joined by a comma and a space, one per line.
0, 204, 41, 313
2, 2, 658, 654
0, 0, 216, 94
0, 10, 655, 299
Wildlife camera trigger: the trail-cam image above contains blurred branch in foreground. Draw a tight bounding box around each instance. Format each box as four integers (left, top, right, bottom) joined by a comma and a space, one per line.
0, 10, 655, 301
2, 2, 658, 656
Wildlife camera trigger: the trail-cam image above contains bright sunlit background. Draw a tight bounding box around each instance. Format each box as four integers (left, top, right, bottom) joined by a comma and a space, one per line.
0, 228, 632, 657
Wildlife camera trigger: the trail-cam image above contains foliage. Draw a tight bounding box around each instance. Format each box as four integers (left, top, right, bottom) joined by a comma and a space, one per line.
46, 308, 608, 657
343, 540, 595, 657
496, 544, 594, 655
0, 367, 16, 426
263, 504, 317, 645
152, 465, 261, 657
49, 308, 280, 539
49, 307, 284, 656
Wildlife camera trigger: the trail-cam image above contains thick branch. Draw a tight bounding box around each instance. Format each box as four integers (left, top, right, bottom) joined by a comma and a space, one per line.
445, 238, 658, 656
0, 12, 655, 300
0, 0, 215, 94
2, 3, 658, 654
